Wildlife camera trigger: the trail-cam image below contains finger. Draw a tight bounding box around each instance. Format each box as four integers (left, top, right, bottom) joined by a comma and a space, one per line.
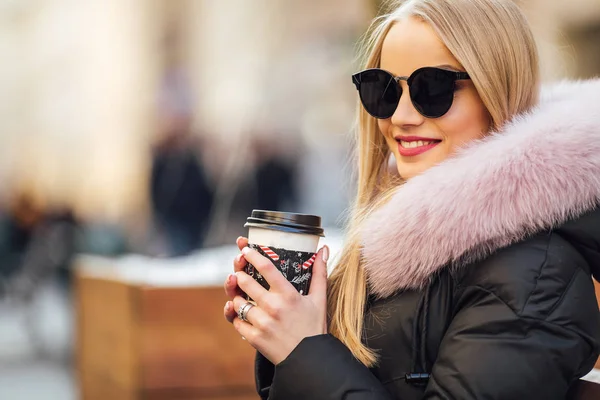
224, 301, 237, 323
235, 270, 269, 305
232, 314, 260, 345
225, 252, 248, 299
233, 252, 247, 272
224, 273, 242, 299
241, 247, 289, 291
308, 246, 329, 299
236, 236, 249, 251
232, 295, 265, 326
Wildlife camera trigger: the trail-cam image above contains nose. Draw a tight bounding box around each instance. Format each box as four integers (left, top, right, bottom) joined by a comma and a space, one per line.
390, 83, 425, 127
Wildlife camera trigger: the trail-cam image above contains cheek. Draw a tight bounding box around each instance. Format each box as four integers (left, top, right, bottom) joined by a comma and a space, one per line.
378, 120, 395, 145
377, 119, 389, 136
440, 95, 490, 144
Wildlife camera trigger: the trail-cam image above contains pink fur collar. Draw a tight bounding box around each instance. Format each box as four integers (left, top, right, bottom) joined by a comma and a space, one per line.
361, 79, 600, 298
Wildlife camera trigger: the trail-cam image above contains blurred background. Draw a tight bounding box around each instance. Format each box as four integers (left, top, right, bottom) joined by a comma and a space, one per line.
0, 0, 598, 399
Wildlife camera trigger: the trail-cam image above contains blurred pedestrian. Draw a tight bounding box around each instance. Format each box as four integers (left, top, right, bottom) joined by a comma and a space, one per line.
150, 68, 214, 256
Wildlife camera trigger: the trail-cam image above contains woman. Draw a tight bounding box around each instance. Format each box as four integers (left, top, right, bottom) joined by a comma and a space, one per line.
224, 0, 600, 398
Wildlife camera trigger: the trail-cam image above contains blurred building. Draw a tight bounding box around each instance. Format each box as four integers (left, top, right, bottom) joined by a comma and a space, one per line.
1, 0, 598, 247
521, 0, 600, 80
0, 0, 371, 247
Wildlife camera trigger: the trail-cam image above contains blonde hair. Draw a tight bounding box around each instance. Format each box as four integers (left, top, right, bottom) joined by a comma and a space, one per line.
327, 0, 540, 367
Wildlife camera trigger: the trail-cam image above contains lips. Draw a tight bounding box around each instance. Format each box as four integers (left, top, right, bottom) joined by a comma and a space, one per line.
396, 136, 442, 157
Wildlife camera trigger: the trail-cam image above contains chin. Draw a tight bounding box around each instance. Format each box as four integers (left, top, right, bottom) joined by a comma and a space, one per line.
396, 163, 430, 180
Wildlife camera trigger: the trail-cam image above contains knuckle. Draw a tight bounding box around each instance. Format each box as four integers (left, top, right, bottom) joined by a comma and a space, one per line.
252, 315, 265, 330
234, 296, 246, 309
265, 301, 283, 319
234, 317, 244, 331
257, 260, 274, 272
235, 272, 248, 285
256, 318, 274, 336
283, 291, 299, 305
245, 332, 257, 343
234, 257, 247, 270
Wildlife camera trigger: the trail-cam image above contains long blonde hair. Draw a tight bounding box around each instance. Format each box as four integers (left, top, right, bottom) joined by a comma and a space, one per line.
328, 0, 540, 367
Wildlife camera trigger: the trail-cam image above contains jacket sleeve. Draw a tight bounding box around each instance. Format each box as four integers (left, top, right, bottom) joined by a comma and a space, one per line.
423, 267, 600, 400
255, 334, 394, 400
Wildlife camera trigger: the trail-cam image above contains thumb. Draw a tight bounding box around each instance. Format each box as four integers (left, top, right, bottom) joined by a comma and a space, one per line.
308, 246, 329, 298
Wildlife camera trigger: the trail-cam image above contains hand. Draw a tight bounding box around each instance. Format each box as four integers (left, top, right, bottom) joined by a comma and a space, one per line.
223, 236, 248, 323
223, 243, 330, 365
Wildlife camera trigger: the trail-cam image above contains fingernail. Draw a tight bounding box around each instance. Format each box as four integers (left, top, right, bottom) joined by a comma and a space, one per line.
242, 247, 250, 255
235, 254, 243, 263
322, 246, 329, 262
224, 301, 231, 312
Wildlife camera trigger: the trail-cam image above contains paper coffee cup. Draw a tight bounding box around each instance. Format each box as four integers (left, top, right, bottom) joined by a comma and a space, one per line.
244, 210, 324, 296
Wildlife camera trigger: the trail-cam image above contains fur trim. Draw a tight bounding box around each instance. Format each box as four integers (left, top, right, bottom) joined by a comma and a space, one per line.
361, 79, 600, 298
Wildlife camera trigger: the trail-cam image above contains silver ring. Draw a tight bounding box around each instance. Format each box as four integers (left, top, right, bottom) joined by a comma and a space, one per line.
238, 302, 255, 322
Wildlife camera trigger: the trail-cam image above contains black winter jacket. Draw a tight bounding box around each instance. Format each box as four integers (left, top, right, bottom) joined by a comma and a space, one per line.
255, 80, 600, 399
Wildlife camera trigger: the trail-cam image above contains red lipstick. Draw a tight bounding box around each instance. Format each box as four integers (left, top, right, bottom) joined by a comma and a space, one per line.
396, 136, 441, 157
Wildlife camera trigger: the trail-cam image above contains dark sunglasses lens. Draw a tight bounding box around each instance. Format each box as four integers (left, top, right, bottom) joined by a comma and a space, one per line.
410, 68, 455, 118
358, 70, 400, 119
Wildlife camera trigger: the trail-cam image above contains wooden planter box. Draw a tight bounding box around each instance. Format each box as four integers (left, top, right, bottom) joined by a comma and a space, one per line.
75, 266, 258, 400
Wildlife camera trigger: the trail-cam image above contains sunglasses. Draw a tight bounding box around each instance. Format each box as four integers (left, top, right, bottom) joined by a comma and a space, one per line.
352, 67, 470, 119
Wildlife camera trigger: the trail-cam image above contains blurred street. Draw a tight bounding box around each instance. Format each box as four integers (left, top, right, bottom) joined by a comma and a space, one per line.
0, 361, 74, 400
0, 280, 74, 400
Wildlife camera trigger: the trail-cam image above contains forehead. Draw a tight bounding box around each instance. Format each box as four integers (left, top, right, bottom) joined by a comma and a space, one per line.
380, 18, 462, 75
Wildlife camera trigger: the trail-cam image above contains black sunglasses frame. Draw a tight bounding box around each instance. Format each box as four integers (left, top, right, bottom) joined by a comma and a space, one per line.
352, 67, 470, 119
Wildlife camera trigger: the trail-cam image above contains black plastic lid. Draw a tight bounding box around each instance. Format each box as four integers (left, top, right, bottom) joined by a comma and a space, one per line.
244, 210, 324, 237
